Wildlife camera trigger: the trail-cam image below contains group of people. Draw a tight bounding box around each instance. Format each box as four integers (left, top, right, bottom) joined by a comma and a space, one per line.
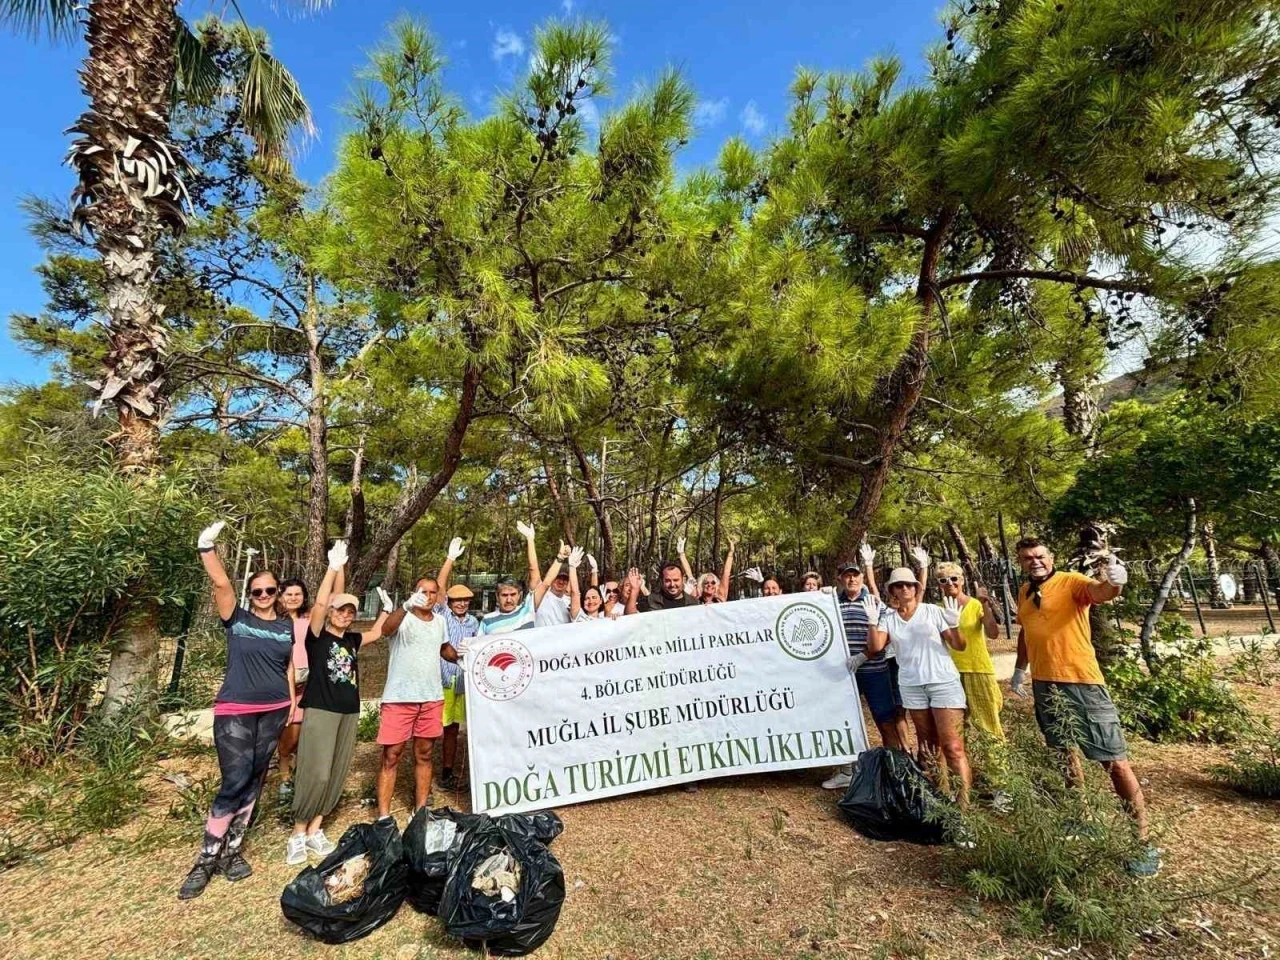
180, 518, 1157, 900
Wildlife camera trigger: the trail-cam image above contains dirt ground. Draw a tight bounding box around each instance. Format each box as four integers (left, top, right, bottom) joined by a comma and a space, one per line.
1, 671, 1277, 960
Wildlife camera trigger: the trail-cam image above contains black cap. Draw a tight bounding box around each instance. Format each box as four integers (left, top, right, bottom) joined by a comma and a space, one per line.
838, 563, 863, 575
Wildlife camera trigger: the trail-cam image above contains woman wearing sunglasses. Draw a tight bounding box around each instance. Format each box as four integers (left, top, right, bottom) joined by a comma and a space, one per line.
935, 563, 1004, 740
180, 521, 296, 900
864, 567, 972, 806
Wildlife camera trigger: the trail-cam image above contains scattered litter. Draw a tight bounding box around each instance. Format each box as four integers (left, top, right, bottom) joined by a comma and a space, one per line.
472, 850, 522, 904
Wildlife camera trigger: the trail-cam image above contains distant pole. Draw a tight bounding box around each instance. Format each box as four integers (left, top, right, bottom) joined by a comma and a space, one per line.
1256, 561, 1276, 632
1181, 567, 1208, 636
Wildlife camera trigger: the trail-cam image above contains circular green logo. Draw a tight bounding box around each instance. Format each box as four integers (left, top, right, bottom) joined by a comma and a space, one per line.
775, 602, 835, 661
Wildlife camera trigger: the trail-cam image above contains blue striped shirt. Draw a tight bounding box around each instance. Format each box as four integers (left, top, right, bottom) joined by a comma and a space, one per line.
838, 587, 891, 674
435, 603, 478, 690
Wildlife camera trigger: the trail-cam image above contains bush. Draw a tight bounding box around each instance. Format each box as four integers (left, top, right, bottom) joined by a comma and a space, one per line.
939, 718, 1163, 952
358, 701, 381, 742
1210, 720, 1280, 798
1223, 632, 1279, 687
0, 453, 212, 764
1103, 618, 1246, 743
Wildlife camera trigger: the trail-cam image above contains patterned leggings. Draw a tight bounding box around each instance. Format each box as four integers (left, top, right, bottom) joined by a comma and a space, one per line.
201, 708, 289, 856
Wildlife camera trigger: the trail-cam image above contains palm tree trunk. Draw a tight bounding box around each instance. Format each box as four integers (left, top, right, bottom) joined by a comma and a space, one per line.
73, 1, 190, 470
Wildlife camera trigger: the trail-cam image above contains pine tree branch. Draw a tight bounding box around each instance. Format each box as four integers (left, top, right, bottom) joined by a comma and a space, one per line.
936, 268, 1153, 294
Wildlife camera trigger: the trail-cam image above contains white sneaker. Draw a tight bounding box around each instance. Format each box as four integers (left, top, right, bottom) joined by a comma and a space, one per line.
822, 764, 854, 791
305, 829, 335, 857
286, 832, 308, 866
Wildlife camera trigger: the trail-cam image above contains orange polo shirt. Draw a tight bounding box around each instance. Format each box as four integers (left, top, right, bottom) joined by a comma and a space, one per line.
1017, 571, 1105, 685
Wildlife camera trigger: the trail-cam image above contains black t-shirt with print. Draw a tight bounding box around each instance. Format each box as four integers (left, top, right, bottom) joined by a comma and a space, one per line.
300, 628, 362, 714
638, 590, 696, 613
215, 607, 293, 705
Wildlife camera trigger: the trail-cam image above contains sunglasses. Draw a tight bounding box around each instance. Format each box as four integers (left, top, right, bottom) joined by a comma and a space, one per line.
250, 586, 278, 598
890, 582, 916, 589
938, 576, 962, 584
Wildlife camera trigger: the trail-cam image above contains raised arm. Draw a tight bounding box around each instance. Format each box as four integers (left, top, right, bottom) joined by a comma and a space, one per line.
437, 537, 466, 598
676, 536, 695, 584
360, 610, 389, 646
910, 545, 930, 598
975, 585, 1000, 639
197, 522, 237, 621
568, 547, 584, 619
310, 567, 340, 637
380, 585, 427, 637
517, 521, 541, 590
623, 567, 642, 615
718, 538, 735, 602
860, 542, 880, 599
1086, 554, 1127, 604
587, 553, 599, 588
861, 595, 888, 655
534, 541, 571, 608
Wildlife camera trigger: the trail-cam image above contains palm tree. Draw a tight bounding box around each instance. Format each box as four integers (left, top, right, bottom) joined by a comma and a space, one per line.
2, 0, 328, 469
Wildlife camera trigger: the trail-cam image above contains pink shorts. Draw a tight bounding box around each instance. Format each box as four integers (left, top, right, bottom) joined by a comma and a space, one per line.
377, 701, 445, 745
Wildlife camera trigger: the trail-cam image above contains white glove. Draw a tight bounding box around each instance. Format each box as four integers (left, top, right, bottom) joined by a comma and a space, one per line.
857, 594, 882, 623
516, 520, 535, 540
327, 539, 348, 571
1101, 555, 1128, 586
743, 566, 764, 583
846, 653, 868, 675
197, 521, 226, 550
1011, 667, 1028, 698
820, 585, 835, 595
447, 536, 466, 561
910, 545, 930, 570
676, 536, 686, 555
403, 589, 429, 611
940, 595, 961, 627
376, 587, 393, 613
859, 542, 875, 570
587, 554, 598, 573
568, 546, 585, 568
456, 636, 471, 659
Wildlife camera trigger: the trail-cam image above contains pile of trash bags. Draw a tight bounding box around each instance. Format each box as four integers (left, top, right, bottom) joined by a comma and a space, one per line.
281, 807, 564, 955
836, 747, 947, 845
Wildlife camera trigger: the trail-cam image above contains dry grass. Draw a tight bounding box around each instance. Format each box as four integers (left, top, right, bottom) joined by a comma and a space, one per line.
1, 683, 1277, 960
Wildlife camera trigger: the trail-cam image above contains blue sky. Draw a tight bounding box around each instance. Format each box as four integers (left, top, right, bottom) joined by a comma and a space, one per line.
0, 0, 945, 386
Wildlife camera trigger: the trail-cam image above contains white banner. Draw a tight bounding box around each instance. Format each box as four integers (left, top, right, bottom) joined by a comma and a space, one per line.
464, 593, 869, 815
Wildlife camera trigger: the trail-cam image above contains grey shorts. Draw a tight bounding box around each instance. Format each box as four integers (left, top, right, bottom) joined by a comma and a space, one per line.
1032, 680, 1129, 762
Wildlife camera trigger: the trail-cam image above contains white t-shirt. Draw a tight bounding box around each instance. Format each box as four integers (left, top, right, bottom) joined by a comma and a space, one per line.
876, 604, 960, 687
381, 611, 446, 703
535, 589, 571, 628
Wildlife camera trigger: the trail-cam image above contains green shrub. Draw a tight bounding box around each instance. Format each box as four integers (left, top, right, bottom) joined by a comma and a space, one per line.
1223, 632, 1279, 687
1103, 618, 1245, 743
1210, 720, 1280, 798
358, 701, 381, 742
938, 718, 1163, 952
0, 453, 212, 764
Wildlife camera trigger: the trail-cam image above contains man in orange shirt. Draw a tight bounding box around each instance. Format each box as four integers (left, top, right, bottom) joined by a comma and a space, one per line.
1010, 537, 1158, 877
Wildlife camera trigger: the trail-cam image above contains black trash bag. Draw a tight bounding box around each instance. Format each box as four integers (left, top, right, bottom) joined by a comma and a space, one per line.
496, 809, 563, 846
402, 806, 486, 914
280, 818, 408, 943
439, 818, 566, 956
836, 747, 947, 845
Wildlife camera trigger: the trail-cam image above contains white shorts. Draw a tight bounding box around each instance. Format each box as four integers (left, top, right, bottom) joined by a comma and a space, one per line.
900, 678, 967, 711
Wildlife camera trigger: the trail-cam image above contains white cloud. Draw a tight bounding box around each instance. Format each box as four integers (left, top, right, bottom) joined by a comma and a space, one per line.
492, 28, 526, 62
740, 100, 766, 136
693, 97, 729, 127
576, 97, 600, 129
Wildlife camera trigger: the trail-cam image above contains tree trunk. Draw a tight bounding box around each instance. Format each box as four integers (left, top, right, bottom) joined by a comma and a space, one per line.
1202, 521, 1230, 608
542, 450, 576, 545
978, 531, 998, 563
643, 417, 676, 568
711, 454, 726, 568
346, 431, 367, 566
384, 540, 400, 598
100, 595, 162, 716
570, 438, 615, 578
835, 208, 957, 561
72, 1, 189, 471
348, 363, 480, 593
1261, 540, 1280, 609
945, 519, 981, 585
1139, 498, 1198, 670
1057, 359, 1102, 457
302, 290, 329, 588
